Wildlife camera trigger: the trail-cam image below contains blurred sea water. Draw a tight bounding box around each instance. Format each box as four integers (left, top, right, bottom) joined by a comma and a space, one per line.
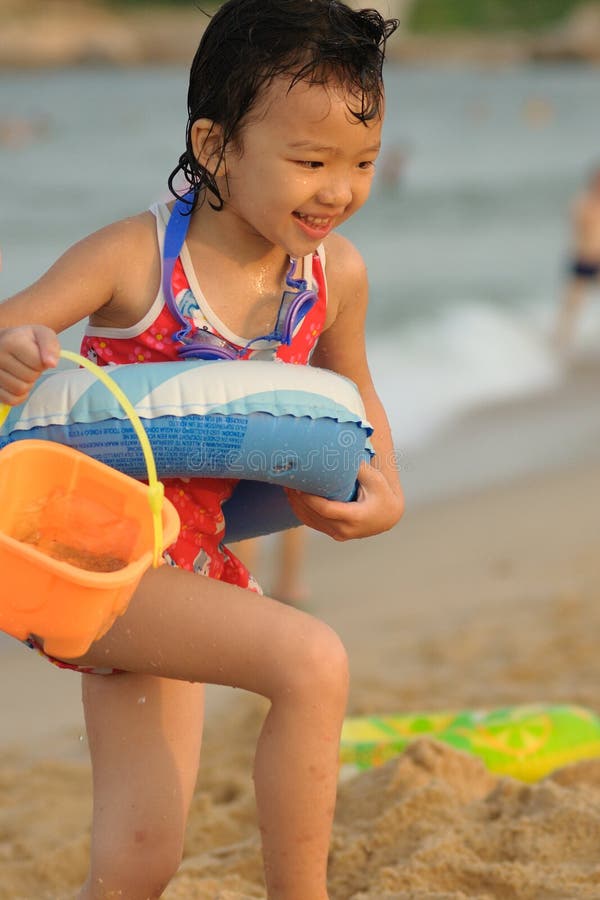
1, 62, 600, 462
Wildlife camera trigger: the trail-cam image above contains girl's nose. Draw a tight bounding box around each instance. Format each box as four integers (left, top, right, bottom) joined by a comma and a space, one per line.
317, 176, 353, 209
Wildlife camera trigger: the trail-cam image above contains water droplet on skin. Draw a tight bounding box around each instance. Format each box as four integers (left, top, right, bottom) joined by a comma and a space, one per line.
137, 696, 146, 704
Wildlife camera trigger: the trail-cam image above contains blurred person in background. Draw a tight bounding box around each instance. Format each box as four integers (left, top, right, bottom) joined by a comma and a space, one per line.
233, 528, 309, 607
555, 164, 600, 352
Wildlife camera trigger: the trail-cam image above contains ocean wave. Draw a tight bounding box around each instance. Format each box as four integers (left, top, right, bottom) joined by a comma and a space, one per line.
368, 301, 566, 450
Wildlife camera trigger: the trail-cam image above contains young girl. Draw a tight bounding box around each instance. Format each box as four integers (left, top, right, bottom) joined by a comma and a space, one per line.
0, 2, 402, 897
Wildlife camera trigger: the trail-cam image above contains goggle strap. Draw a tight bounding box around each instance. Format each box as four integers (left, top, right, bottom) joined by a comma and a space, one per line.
275, 290, 317, 345
178, 342, 239, 361
239, 288, 317, 352
285, 258, 309, 293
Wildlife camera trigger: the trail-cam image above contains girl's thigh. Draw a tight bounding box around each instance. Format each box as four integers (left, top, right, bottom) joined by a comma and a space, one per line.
64, 564, 347, 698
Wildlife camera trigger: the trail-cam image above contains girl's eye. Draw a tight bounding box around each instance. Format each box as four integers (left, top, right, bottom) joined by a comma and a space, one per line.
296, 160, 323, 169
358, 161, 376, 171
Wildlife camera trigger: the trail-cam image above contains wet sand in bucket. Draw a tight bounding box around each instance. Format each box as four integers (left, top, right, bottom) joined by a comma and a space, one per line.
14, 488, 136, 573
19, 532, 128, 572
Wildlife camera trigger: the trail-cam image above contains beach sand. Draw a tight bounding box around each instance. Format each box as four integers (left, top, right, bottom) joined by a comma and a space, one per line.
1, 366, 600, 899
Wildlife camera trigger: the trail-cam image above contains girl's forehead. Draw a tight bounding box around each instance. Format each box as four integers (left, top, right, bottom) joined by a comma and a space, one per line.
253, 76, 382, 133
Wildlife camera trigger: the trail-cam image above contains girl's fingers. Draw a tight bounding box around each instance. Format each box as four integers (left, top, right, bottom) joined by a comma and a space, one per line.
285, 462, 401, 541
0, 325, 59, 374
286, 465, 375, 524
0, 325, 60, 406
285, 491, 360, 541
286, 489, 352, 522
31, 325, 60, 368
0, 380, 35, 405
1, 354, 43, 381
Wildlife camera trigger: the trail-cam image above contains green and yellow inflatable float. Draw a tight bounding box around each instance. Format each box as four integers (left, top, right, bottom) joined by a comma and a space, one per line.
340, 704, 600, 782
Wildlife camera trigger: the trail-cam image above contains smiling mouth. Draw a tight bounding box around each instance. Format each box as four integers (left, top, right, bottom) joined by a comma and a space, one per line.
293, 211, 334, 230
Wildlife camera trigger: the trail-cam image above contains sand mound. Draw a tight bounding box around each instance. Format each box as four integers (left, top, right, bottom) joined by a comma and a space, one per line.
4, 696, 600, 900
330, 738, 600, 899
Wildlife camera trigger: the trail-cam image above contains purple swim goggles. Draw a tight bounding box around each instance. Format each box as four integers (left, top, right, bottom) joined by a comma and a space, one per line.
163, 194, 317, 361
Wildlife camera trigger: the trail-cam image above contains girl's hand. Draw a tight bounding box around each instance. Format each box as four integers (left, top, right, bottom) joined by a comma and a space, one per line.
0, 325, 60, 405
285, 462, 404, 542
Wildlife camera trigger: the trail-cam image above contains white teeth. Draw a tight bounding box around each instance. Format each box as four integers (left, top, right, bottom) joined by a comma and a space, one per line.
296, 213, 330, 227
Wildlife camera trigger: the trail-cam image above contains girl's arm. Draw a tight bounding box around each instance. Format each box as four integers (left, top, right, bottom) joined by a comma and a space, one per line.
287, 234, 404, 541
0, 214, 157, 407
0, 213, 158, 334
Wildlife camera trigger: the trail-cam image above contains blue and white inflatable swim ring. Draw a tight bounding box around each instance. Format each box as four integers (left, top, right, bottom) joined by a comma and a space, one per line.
0, 359, 373, 543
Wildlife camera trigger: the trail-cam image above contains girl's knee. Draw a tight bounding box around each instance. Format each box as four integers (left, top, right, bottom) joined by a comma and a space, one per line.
281, 619, 349, 705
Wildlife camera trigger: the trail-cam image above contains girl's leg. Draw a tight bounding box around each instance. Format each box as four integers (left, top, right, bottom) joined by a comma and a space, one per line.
79, 673, 204, 900
68, 565, 349, 900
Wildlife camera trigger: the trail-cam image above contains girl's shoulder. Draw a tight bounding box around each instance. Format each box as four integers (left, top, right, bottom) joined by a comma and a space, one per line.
321, 231, 368, 316
85, 210, 163, 327
0, 210, 162, 334
82, 209, 160, 293
322, 232, 367, 286
62, 210, 159, 283
88, 209, 158, 257
59, 209, 162, 332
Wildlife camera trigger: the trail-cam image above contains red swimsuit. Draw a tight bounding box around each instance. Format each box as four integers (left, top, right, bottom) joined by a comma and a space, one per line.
26, 202, 327, 675
81, 202, 328, 591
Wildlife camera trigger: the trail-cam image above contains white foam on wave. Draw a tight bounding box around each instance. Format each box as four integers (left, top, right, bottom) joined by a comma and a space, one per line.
368, 302, 563, 451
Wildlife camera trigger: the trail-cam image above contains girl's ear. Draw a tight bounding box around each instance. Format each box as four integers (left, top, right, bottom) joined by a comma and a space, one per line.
191, 119, 226, 175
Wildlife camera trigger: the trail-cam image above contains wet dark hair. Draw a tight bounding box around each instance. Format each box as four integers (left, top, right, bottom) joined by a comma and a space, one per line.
168, 0, 399, 210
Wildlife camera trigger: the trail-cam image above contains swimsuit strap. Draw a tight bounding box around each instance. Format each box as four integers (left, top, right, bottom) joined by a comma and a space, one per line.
162, 193, 195, 342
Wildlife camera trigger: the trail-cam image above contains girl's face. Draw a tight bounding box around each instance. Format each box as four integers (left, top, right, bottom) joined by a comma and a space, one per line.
213, 77, 383, 258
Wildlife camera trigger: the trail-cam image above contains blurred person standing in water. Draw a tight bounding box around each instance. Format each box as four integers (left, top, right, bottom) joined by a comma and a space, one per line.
555, 164, 600, 352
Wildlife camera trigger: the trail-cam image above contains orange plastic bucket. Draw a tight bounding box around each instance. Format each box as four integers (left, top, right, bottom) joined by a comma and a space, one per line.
0, 351, 180, 659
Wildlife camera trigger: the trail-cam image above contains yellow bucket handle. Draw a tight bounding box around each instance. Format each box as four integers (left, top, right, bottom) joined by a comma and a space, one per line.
0, 350, 165, 568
